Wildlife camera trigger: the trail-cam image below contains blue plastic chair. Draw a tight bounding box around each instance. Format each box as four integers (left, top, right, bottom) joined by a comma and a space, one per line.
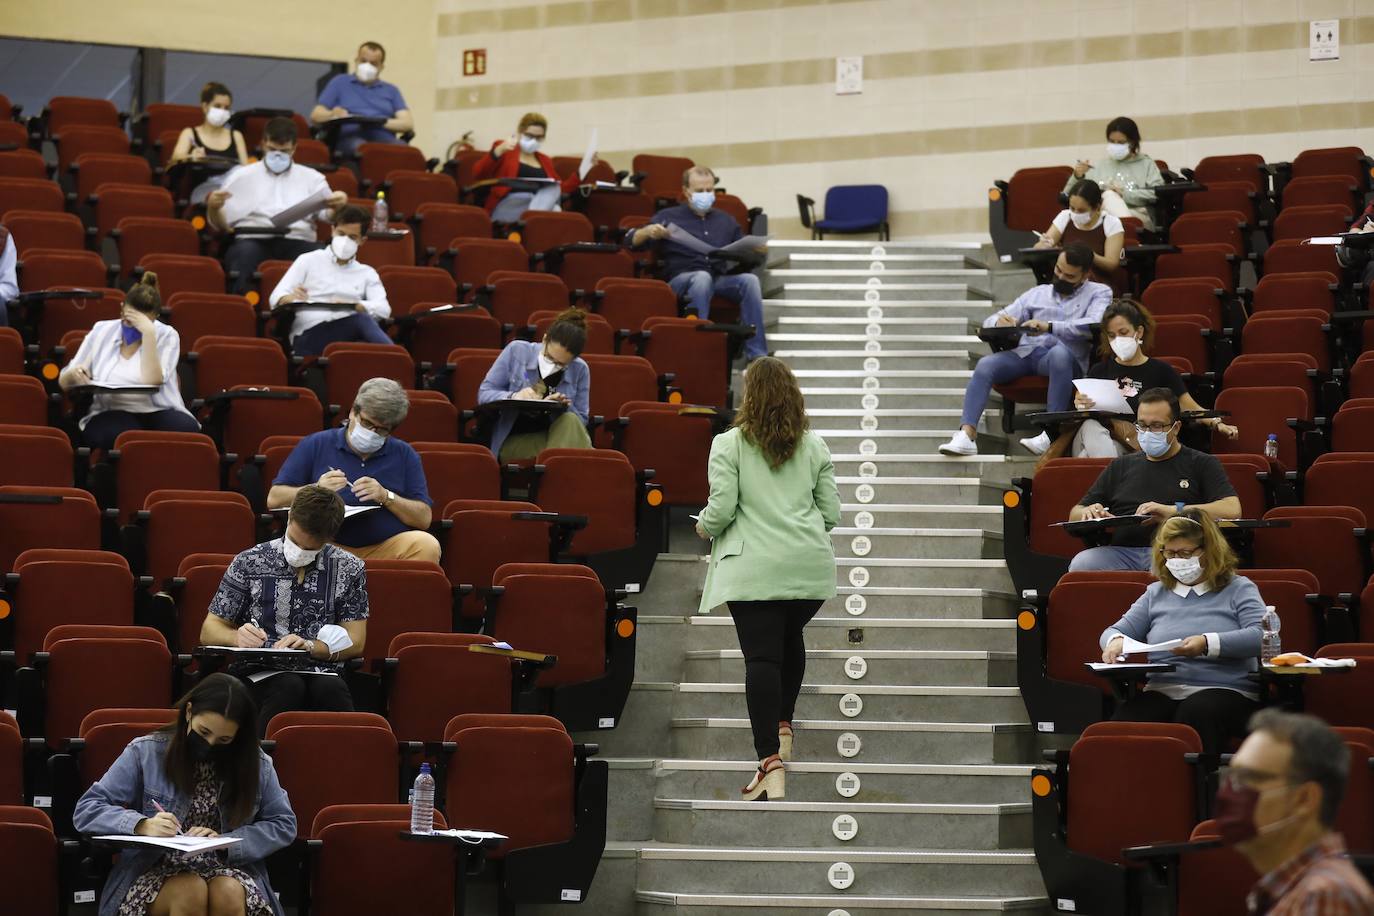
798, 185, 889, 240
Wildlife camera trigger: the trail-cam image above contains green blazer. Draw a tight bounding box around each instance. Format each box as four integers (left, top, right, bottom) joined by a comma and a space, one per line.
698, 427, 840, 613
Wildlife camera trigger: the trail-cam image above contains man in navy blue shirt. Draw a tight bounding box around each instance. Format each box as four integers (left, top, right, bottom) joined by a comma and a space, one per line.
269, 377, 440, 563
628, 166, 768, 361
311, 41, 413, 156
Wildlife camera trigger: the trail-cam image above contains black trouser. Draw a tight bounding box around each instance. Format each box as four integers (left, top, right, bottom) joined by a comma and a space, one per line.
1111, 687, 1258, 756
246, 672, 354, 737
727, 599, 824, 759
224, 237, 322, 294
82, 409, 201, 450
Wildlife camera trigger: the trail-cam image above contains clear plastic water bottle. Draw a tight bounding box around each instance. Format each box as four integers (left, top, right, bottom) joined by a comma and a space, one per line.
1263, 434, 1278, 461
1261, 605, 1281, 664
371, 191, 389, 233
410, 762, 435, 834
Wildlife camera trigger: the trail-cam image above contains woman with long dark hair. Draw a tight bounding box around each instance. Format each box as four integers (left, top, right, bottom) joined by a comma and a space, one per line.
73, 674, 295, 916
696, 357, 840, 801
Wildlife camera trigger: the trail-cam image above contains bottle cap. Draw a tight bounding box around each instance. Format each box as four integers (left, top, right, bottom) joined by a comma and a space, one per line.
419, 762, 431, 773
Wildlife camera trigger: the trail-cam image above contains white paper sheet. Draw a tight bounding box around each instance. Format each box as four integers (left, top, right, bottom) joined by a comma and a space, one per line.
665, 223, 770, 256
1265, 656, 1357, 669
1119, 636, 1184, 655
1305, 237, 1346, 246
95, 835, 242, 853
1072, 378, 1132, 414
269, 505, 379, 518
428, 828, 508, 841
270, 189, 331, 229
578, 128, 598, 180
202, 646, 309, 655
1087, 662, 1172, 672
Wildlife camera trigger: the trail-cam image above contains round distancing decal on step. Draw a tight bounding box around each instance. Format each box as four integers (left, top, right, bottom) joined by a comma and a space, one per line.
850, 535, 871, 557
857, 460, 878, 478
844, 594, 867, 615
861, 393, 879, 411
871, 245, 886, 257
866, 276, 882, 287
854, 483, 875, 503
837, 732, 862, 757
840, 693, 864, 717
832, 814, 859, 841
845, 656, 868, 680
863, 339, 881, 353
869, 260, 885, 273
861, 376, 880, 391
836, 772, 861, 798
858, 437, 878, 455
848, 566, 870, 587
864, 289, 880, 303
863, 356, 880, 372
829, 910, 853, 916
867, 305, 883, 321
828, 862, 855, 890
864, 322, 882, 338
853, 510, 874, 529
860, 415, 879, 432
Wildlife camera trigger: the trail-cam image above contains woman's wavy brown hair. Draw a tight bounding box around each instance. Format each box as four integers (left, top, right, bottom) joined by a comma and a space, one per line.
734, 357, 808, 469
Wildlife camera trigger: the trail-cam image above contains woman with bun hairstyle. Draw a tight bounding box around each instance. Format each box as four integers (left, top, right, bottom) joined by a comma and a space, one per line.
58, 272, 200, 449
477, 307, 592, 460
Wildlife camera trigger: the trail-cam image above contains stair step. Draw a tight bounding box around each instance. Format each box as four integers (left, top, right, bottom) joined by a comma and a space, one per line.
770, 239, 985, 258
818, 429, 1010, 456
794, 368, 974, 389
779, 283, 992, 301
782, 252, 982, 267
833, 475, 1004, 506
673, 683, 1026, 724
651, 797, 1031, 850
772, 268, 990, 283
840, 503, 1003, 533
837, 557, 1013, 591
637, 845, 1044, 898
805, 389, 983, 412
815, 409, 989, 435
685, 616, 1016, 653
669, 718, 1034, 765
637, 890, 1049, 914
772, 299, 996, 320
779, 316, 977, 331
684, 649, 1014, 687
829, 453, 1036, 482
831, 526, 1002, 561
778, 334, 983, 353
777, 350, 978, 372
828, 587, 1020, 619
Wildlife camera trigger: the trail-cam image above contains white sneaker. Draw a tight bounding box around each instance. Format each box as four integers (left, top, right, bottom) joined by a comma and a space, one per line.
938, 430, 978, 456
1019, 431, 1052, 455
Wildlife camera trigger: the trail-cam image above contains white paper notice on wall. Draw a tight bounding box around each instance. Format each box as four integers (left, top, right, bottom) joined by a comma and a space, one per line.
836, 56, 863, 95
1310, 20, 1339, 61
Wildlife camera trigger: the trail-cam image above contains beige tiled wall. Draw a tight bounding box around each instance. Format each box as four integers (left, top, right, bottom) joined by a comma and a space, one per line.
435, 0, 1374, 239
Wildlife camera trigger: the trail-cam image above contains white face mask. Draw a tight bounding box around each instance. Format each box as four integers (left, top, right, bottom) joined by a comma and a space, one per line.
330, 234, 359, 262
205, 107, 232, 128
519, 135, 542, 154
348, 418, 386, 454
1070, 210, 1096, 229
1110, 335, 1140, 361
282, 533, 319, 568
538, 353, 562, 379
355, 61, 380, 83
1107, 142, 1131, 161
1165, 556, 1203, 585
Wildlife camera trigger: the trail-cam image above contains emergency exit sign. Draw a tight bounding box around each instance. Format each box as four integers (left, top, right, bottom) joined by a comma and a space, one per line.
463, 49, 487, 76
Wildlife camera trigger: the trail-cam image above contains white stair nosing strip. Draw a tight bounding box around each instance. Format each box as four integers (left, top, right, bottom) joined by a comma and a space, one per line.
636, 890, 1048, 909
670, 717, 1030, 734
676, 683, 1022, 698
839, 504, 1001, 513
686, 618, 1015, 632
638, 846, 1038, 864
652, 759, 1036, 776
832, 585, 1017, 598
831, 527, 996, 536
835, 475, 985, 484
654, 798, 1032, 815
834, 558, 1008, 568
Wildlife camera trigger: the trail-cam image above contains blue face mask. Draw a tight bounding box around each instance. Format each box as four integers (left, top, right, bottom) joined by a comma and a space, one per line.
689, 191, 715, 213
120, 323, 143, 345
264, 150, 292, 174
1138, 428, 1173, 458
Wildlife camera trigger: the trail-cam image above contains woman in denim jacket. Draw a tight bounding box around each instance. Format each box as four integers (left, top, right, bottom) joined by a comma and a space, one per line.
74, 674, 296, 916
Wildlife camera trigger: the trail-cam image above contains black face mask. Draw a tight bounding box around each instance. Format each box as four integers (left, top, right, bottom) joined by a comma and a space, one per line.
187, 729, 222, 763
1052, 277, 1080, 297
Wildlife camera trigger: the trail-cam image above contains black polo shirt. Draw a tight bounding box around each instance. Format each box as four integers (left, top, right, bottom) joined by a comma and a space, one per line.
1079, 445, 1236, 547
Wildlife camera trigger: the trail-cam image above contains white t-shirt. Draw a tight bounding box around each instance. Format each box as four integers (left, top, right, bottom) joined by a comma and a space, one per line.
268, 247, 391, 341
1052, 209, 1124, 238
218, 160, 331, 242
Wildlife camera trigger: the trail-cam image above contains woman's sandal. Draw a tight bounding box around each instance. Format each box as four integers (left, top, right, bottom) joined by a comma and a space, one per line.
741, 754, 785, 801
778, 721, 794, 762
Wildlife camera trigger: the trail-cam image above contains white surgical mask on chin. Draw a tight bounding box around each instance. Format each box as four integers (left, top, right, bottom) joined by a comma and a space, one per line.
206, 107, 232, 128
1165, 556, 1203, 585
1107, 142, 1131, 161
356, 61, 380, 83
1110, 335, 1141, 361
330, 235, 359, 262
282, 533, 319, 568
537, 353, 561, 379
1070, 209, 1096, 229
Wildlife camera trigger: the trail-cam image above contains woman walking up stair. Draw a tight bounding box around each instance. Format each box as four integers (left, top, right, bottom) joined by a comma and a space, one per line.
695, 357, 841, 801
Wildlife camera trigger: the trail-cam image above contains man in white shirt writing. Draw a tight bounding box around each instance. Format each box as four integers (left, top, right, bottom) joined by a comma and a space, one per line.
268, 204, 391, 355
207, 117, 347, 294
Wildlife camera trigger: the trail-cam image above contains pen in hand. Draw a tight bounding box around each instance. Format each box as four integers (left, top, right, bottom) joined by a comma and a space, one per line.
150, 799, 182, 835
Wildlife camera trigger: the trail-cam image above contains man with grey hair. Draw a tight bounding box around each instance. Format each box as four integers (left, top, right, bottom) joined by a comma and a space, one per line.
629, 165, 768, 362
268, 377, 440, 562
1216, 709, 1374, 914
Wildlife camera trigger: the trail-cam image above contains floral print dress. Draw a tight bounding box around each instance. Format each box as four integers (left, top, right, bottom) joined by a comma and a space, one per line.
117, 763, 270, 915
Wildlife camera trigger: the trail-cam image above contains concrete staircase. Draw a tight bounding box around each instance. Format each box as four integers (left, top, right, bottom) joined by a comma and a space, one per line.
564, 239, 1047, 916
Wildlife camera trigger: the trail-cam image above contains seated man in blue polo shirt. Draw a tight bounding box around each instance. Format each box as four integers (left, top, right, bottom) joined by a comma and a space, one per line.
268, 377, 440, 563
627, 166, 768, 362
310, 41, 413, 157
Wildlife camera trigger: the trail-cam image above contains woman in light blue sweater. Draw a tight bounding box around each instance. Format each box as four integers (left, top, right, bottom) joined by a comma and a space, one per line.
1099, 509, 1264, 754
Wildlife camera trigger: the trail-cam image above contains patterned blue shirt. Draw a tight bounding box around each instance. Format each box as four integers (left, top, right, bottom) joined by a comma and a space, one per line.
207, 539, 368, 674
982, 280, 1112, 370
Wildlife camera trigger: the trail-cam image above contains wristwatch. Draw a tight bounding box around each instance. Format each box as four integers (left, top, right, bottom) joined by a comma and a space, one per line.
386, 490, 396, 505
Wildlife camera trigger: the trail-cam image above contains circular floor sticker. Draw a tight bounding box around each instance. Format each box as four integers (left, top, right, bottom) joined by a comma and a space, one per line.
853, 510, 874, 529
837, 732, 862, 757
871, 245, 886, 257
869, 260, 885, 273
844, 594, 867, 615
864, 339, 881, 353
864, 289, 880, 303
861, 376, 880, 391
860, 415, 879, 431
845, 656, 868, 679
829, 911, 853, 916
836, 772, 861, 798
829, 862, 855, 890
850, 535, 871, 557
832, 814, 859, 841
847, 566, 870, 587
863, 356, 880, 372
865, 276, 882, 287
861, 393, 879, 410
840, 693, 864, 718
857, 460, 878, 478
858, 438, 877, 456
867, 305, 883, 321
854, 483, 875, 503
864, 322, 882, 338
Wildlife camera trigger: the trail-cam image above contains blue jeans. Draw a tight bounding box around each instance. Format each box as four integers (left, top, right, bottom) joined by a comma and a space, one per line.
292, 312, 393, 356
669, 270, 768, 359
959, 344, 1077, 428
1068, 545, 1152, 572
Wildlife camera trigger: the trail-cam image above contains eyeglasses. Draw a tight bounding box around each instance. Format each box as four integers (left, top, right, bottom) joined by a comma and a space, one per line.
542, 346, 570, 370
353, 411, 392, 436
1160, 545, 1203, 559
1135, 422, 1176, 434
1219, 765, 1297, 793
